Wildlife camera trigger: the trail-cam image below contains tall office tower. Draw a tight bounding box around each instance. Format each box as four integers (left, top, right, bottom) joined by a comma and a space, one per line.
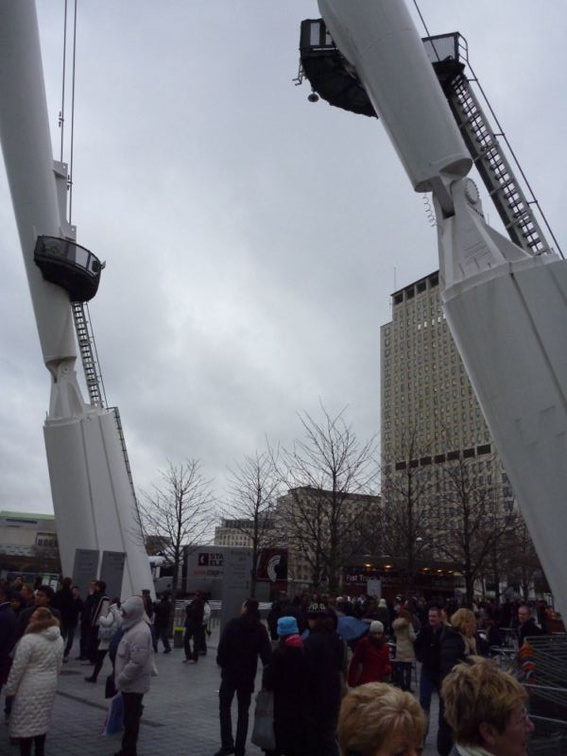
381, 271, 514, 538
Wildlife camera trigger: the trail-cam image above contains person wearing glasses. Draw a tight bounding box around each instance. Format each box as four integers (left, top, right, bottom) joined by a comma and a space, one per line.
441, 656, 534, 756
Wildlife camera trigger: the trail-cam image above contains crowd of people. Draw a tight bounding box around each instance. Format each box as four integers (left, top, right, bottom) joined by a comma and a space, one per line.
256, 595, 545, 756
0, 577, 154, 756
0, 576, 553, 756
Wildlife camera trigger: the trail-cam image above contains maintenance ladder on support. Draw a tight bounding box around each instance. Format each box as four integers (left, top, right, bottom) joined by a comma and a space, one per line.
71, 302, 138, 503
447, 73, 551, 256
71, 301, 106, 407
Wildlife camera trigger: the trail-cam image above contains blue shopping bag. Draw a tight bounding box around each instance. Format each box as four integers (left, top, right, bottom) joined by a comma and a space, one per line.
102, 692, 124, 736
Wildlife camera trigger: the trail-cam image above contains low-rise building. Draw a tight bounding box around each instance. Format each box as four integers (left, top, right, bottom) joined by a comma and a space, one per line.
0, 510, 60, 579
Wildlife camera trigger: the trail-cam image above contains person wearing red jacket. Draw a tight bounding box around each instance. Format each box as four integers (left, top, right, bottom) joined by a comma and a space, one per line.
348, 621, 391, 687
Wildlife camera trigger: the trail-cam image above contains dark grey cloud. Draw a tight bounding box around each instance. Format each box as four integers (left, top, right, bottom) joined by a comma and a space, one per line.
1, 1, 564, 513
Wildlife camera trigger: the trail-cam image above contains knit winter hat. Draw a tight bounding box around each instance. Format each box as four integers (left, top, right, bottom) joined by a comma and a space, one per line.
277, 615, 299, 636
369, 620, 384, 634
307, 602, 328, 618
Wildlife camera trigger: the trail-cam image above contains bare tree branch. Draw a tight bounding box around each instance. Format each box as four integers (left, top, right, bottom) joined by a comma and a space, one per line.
274, 404, 379, 593
380, 425, 436, 589
431, 454, 515, 606
138, 459, 216, 600
221, 450, 282, 597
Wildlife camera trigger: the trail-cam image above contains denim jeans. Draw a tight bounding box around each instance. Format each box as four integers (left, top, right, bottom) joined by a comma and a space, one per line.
155, 626, 171, 652
419, 667, 438, 712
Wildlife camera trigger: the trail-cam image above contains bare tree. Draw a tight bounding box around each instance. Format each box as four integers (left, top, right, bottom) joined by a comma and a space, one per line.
224, 451, 281, 597
138, 459, 216, 603
274, 405, 378, 594
433, 455, 515, 607
503, 513, 544, 599
483, 526, 511, 604
380, 426, 435, 590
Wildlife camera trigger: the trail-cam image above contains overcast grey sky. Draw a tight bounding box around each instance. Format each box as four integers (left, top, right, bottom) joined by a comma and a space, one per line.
1, 1, 565, 516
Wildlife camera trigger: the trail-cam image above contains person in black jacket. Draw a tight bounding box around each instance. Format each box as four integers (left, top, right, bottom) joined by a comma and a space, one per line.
15, 586, 61, 641
414, 605, 442, 733
78, 581, 95, 661
262, 615, 309, 756
85, 580, 109, 665
214, 598, 272, 756
153, 593, 172, 653
303, 603, 346, 756
52, 577, 82, 662
437, 608, 477, 756
183, 591, 205, 664
517, 604, 544, 647
0, 585, 17, 702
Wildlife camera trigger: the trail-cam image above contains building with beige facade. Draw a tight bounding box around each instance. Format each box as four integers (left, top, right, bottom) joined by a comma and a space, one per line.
213, 518, 257, 549
0, 511, 60, 579
275, 487, 381, 592
381, 271, 514, 540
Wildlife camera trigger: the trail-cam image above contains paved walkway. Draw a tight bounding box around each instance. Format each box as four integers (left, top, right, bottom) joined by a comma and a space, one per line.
2, 628, 440, 756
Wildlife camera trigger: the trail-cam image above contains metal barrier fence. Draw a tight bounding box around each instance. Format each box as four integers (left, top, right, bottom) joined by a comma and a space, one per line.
171, 600, 271, 646
493, 635, 567, 755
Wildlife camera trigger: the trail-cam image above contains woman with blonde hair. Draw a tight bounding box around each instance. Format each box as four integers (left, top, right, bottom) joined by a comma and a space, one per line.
442, 656, 534, 756
338, 682, 426, 756
438, 608, 478, 756
5, 606, 64, 756
391, 608, 416, 691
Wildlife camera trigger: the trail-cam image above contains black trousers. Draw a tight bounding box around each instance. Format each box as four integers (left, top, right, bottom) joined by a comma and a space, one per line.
90, 648, 108, 681
18, 734, 46, 756
307, 714, 339, 756
437, 697, 454, 756
88, 626, 100, 663
184, 622, 205, 662
121, 691, 144, 756
79, 620, 90, 658
219, 677, 252, 756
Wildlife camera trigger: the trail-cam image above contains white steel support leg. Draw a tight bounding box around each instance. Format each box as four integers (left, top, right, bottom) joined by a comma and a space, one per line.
437, 182, 567, 618
0, 1, 153, 598
317, 0, 567, 618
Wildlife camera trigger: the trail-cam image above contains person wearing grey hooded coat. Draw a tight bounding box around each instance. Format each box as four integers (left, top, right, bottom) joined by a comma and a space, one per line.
114, 595, 154, 756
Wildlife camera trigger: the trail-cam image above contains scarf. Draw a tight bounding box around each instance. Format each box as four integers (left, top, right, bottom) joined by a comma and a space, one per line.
463, 634, 477, 656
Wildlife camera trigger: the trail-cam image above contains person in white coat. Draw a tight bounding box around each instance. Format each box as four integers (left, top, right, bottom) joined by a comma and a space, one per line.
85, 597, 122, 684
114, 595, 154, 756
392, 608, 416, 692
5, 606, 64, 756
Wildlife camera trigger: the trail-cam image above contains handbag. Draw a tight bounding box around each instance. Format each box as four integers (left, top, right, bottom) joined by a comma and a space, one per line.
98, 623, 115, 641
251, 688, 275, 751
102, 692, 124, 736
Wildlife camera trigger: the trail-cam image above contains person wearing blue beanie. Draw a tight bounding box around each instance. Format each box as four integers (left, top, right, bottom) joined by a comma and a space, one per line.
277, 616, 299, 637
263, 616, 309, 755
